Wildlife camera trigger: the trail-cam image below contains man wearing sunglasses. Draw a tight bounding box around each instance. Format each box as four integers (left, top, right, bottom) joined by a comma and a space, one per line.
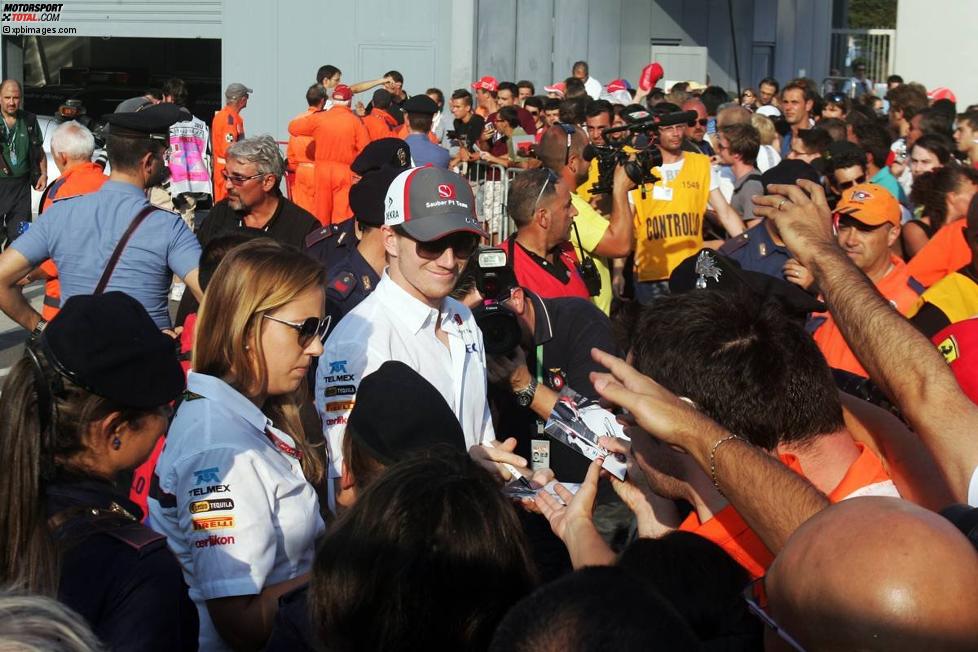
806, 184, 923, 378
318, 166, 505, 508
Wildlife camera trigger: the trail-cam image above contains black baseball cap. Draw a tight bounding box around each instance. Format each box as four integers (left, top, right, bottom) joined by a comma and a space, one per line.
40, 292, 185, 408
346, 361, 465, 465
384, 166, 487, 241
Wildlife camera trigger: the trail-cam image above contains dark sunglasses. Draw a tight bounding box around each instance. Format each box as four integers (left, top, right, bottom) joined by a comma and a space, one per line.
413, 231, 482, 260
695, 118, 709, 126
836, 175, 866, 191
222, 170, 267, 186
263, 314, 331, 347
743, 578, 807, 651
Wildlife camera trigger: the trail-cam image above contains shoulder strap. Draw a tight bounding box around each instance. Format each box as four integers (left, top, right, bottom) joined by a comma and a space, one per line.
734, 172, 763, 194
94, 205, 156, 295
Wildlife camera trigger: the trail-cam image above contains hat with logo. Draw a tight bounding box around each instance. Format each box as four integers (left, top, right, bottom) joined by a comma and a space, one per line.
332, 84, 353, 102
384, 166, 487, 241
639, 62, 664, 91
104, 103, 189, 141
471, 76, 499, 92
543, 81, 566, 97
346, 361, 465, 465
927, 86, 957, 104
402, 94, 439, 115
606, 79, 631, 94
350, 139, 412, 227
836, 183, 901, 227
37, 292, 185, 409
932, 318, 978, 405
225, 83, 252, 100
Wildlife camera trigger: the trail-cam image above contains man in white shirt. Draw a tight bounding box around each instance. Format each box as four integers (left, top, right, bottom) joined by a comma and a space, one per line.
572, 61, 603, 100
317, 166, 517, 504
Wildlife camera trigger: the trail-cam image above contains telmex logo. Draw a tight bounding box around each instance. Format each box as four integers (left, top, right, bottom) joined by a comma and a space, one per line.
192, 516, 235, 531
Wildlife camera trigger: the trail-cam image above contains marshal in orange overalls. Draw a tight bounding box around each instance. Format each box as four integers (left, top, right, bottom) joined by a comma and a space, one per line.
362, 107, 398, 142
211, 105, 245, 203
286, 107, 318, 216
289, 104, 370, 224
38, 161, 108, 320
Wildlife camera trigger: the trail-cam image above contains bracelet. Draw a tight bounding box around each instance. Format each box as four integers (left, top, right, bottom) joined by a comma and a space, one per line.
709, 434, 747, 496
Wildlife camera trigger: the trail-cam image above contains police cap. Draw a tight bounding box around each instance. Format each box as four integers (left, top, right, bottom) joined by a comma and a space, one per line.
40, 292, 185, 409
349, 165, 403, 227
669, 249, 825, 318
759, 159, 821, 192
346, 361, 465, 465
401, 94, 439, 115
103, 103, 189, 141
351, 137, 411, 176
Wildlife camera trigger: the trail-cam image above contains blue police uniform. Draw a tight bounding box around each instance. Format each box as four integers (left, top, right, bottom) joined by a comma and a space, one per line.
305, 219, 357, 272
48, 474, 199, 651
325, 246, 381, 327
405, 133, 450, 169
11, 180, 201, 329
720, 221, 792, 281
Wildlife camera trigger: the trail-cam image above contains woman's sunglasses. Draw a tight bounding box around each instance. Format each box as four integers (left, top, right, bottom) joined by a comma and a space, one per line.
263, 314, 331, 347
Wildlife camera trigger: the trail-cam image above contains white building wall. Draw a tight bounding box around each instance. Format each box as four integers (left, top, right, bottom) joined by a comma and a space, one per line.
895, 0, 978, 109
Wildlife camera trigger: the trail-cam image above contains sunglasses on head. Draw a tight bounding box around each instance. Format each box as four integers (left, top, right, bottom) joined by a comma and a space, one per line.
399, 228, 481, 260
836, 175, 866, 190
555, 122, 576, 164
263, 314, 331, 347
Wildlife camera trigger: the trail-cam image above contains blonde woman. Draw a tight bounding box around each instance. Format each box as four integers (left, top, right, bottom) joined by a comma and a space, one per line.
750, 112, 782, 172
150, 239, 328, 652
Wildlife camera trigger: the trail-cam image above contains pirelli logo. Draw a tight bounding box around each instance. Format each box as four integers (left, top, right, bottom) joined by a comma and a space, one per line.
325, 400, 355, 412
189, 498, 235, 514
192, 516, 235, 531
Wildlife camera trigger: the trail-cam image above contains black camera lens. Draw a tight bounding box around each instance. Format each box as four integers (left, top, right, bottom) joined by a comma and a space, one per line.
473, 303, 522, 355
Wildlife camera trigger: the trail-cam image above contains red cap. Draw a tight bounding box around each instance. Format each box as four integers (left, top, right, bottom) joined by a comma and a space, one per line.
332, 84, 353, 101
606, 79, 629, 94
471, 76, 498, 92
543, 81, 565, 97
639, 62, 664, 92
927, 86, 957, 104
932, 318, 978, 405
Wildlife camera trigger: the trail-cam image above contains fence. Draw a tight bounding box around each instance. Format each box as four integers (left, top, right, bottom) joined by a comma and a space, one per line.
460, 161, 523, 244
829, 28, 896, 89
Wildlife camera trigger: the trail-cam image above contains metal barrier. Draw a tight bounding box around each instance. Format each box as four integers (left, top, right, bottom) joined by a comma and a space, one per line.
829, 28, 896, 91
458, 161, 524, 244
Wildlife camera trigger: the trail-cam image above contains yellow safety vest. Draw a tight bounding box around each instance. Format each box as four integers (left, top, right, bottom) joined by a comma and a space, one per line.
631, 152, 712, 282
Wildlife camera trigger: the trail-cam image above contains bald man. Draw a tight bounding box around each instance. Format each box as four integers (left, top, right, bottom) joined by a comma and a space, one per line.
766, 496, 978, 651
0, 79, 45, 246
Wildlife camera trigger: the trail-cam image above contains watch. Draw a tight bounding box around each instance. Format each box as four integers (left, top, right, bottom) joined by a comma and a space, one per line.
29, 318, 47, 341
514, 377, 537, 407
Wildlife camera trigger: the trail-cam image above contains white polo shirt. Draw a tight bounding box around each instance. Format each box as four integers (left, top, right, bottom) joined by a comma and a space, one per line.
149, 372, 325, 652
316, 272, 495, 488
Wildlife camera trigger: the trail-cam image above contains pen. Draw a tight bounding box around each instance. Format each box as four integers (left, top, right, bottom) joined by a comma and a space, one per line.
483, 441, 534, 489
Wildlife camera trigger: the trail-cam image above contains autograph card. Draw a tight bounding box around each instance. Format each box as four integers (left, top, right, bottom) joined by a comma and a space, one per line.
544, 392, 628, 480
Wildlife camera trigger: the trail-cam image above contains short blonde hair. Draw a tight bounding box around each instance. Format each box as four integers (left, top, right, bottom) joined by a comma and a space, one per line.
751, 113, 777, 146
194, 239, 327, 483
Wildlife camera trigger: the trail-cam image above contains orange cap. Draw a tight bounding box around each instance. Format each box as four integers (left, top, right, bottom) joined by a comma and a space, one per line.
835, 183, 900, 227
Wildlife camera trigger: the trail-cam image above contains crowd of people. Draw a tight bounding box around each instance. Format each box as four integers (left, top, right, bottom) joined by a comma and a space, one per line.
0, 55, 978, 652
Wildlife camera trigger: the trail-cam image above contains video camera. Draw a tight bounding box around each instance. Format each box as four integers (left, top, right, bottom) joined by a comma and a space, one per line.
464, 248, 523, 356
583, 108, 698, 196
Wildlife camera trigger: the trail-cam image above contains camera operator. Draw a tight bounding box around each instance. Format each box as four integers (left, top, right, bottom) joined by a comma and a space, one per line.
458, 253, 618, 482
535, 123, 636, 314
630, 103, 746, 304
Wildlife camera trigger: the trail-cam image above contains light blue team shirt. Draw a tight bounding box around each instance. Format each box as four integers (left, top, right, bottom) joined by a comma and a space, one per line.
12, 180, 201, 328
405, 133, 450, 169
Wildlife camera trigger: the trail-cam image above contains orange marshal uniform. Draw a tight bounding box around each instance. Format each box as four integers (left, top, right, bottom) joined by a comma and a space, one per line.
812, 254, 923, 377
362, 107, 399, 141
680, 443, 896, 579
395, 122, 439, 144
38, 162, 108, 320
906, 219, 970, 288
288, 105, 370, 225
630, 152, 712, 282
211, 105, 245, 204
286, 107, 318, 216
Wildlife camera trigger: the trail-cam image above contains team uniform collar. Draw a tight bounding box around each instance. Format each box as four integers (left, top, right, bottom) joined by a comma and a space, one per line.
375, 272, 445, 335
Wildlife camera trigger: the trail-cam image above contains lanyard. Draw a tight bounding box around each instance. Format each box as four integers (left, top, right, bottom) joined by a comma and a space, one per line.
534, 344, 544, 384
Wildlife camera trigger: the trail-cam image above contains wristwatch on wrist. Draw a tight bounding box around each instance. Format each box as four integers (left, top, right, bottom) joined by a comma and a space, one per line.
29, 318, 47, 341
514, 377, 538, 407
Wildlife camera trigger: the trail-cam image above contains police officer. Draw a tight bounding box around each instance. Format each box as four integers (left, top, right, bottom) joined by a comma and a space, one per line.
0, 103, 203, 334
0, 291, 197, 651
306, 137, 411, 273
324, 138, 412, 326
401, 94, 450, 168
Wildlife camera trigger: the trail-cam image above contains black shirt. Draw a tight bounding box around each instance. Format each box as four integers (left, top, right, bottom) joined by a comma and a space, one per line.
48, 475, 198, 652
491, 291, 619, 482
198, 194, 320, 251
453, 114, 485, 152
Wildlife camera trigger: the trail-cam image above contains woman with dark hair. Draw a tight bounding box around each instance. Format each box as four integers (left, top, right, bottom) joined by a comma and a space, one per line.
906, 164, 978, 259
150, 239, 329, 651
0, 291, 197, 651
310, 449, 537, 651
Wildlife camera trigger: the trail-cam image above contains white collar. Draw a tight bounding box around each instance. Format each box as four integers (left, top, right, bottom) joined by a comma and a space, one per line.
187, 371, 269, 432
375, 272, 445, 335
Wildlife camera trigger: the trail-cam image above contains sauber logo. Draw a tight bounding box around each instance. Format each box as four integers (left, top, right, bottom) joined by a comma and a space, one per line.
437, 184, 456, 199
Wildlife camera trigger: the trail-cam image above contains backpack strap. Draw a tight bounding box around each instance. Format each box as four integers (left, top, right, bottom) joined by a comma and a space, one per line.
94, 205, 156, 295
